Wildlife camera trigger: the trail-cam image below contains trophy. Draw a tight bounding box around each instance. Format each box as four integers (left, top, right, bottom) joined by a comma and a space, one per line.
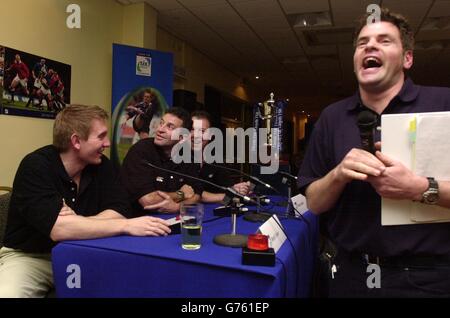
262, 92, 275, 148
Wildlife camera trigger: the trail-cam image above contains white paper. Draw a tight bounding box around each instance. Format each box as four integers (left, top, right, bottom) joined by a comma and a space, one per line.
258, 215, 286, 253
381, 112, 450, 225
291, 193, 308, 216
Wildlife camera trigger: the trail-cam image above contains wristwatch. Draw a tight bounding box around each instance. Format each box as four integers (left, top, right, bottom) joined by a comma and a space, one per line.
175, 190, 185, 203
421, 177, 439, 205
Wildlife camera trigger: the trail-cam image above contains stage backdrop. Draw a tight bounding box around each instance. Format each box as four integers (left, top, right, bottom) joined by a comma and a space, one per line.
111, 43, 173, 167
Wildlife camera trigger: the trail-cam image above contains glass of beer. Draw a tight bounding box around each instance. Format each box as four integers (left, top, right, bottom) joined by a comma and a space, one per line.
180, 203, 204, 250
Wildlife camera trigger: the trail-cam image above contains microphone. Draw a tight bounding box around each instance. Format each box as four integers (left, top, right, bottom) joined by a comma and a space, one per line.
252, 163, 297, 182
357, 110, 378, 154
205, 163, 281, 195
145, 161, 250, 248
145, 161, 256, 205
205, 163, 276, 223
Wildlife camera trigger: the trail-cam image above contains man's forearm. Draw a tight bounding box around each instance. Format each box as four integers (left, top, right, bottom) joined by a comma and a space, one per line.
50, 215, 128, 241
138, 192, 164, 207
436, 180, 450, 209
305, 167, 347, 214
88, 209, 126, 220
183, 194, 201, 204
201, 191, 225, 203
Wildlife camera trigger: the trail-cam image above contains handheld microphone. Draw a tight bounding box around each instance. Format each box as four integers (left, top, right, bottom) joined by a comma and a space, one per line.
205, 163, 281, 195
357, 110, 378, 154
145, 161, 256, 205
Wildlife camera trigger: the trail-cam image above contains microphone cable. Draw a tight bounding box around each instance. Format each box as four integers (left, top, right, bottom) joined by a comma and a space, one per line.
271, 216, 300, 298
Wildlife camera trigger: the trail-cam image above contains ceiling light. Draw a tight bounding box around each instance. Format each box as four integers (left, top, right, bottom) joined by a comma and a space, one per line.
255, 76, 260, 79
290, 11, 332, 28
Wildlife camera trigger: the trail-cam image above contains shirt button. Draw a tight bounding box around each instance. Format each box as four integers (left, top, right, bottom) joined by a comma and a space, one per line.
72, 198, 75, 202
170, 176, 174, 179
71, 188, 75, 191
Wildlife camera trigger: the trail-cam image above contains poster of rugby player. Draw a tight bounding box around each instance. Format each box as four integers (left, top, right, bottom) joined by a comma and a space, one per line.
0, 45, 71, 119
110, 86, 168, 167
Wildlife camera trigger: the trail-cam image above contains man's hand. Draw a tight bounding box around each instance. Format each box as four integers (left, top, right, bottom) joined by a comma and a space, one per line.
144, 191, 180, 213
180, 184, 195, 200
367, 151, 428, 200
333, 148, 386, 184
232, 181, 252, 195
123, 215, 171, 236
59, 199, 76, 216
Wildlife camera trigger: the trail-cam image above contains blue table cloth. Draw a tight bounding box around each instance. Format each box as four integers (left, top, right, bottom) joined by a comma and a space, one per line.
52, 198, 317, 298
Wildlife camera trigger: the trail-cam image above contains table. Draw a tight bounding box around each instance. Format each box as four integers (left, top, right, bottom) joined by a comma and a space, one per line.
52, 198, 317, 298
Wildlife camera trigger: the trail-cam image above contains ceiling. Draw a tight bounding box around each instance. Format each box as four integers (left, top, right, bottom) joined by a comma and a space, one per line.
116, 0, 450, 113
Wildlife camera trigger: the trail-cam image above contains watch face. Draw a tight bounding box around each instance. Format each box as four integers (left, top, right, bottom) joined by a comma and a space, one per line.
424, 192, 439, 204
428, 193, 439, 202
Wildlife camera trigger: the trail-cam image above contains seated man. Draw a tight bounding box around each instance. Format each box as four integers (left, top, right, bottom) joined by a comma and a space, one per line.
120, 107, 202, 216
191, 110, 251, 203
0, 105, 171, 298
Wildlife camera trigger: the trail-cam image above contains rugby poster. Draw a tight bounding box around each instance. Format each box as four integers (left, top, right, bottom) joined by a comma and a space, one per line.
0, 45, 71, 119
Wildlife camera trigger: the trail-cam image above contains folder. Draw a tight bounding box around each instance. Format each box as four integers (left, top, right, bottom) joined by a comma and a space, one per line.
381, 112, 450, 226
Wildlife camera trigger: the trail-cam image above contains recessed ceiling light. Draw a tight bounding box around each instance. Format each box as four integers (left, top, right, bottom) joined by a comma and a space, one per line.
255, 76, 260, 79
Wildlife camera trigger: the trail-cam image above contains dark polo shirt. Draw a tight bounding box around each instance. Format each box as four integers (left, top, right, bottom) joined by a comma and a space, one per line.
298, 78, 450, 257
198, 163, 235, 194
4, 145, 132, 253
120, 138, 203, 216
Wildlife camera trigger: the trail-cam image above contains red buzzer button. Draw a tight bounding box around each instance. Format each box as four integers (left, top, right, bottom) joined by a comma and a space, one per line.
247, 234, 269, 251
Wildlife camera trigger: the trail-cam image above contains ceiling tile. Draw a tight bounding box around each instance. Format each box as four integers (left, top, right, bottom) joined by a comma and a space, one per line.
279, 0, 329, 14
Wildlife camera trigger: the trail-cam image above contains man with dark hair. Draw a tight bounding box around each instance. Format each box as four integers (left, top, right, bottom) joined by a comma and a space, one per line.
298, 8, 450, 297
120, 107, 202, 215
0, 105, 171, 298
191, 110, 251, 203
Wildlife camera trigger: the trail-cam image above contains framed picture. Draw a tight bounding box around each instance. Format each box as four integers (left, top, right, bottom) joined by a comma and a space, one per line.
0, 45, 71, 119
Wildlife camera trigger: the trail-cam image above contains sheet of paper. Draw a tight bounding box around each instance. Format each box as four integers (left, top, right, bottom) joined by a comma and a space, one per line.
381, 112, 450, 225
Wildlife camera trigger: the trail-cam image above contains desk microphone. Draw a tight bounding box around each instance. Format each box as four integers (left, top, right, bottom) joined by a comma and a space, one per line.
145, 161, 250, 248
357, 110, 378, 154
205, 163, 280, 195
252, 163, 298, 182
205, 163, 277, 222
145, 161, 256, 205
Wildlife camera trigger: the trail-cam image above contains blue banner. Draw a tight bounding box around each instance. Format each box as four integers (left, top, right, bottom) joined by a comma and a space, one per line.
110, 44, 173, 166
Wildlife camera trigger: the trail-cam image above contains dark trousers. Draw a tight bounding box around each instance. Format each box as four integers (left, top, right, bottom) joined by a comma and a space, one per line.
327, 252, 450, 298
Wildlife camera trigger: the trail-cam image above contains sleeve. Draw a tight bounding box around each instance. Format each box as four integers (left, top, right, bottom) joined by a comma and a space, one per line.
213, 164, 235, 188
12, 154, 62, 238
119, 141, 157, 202
181, 163, 204, 195
97, 157, 133, 218
297, 114, 333, 195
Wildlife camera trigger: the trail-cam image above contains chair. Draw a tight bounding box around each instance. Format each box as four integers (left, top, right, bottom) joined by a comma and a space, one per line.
0, 186, 12, 248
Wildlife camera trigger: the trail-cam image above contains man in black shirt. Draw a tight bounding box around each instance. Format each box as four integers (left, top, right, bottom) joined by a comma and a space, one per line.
0, 105, 171, 298
120, 107, 202, 215
298, 8, 450, 297
191, 111, 251, 203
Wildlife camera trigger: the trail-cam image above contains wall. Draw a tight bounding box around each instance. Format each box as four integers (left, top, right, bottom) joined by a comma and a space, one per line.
0, 0, 125, 186
0, 1, 267, 186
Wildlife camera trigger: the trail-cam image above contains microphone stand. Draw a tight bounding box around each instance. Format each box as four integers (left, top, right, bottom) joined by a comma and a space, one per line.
213, 197, 248, 248
205, 163, 279, 223
145, 161, 253, 247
